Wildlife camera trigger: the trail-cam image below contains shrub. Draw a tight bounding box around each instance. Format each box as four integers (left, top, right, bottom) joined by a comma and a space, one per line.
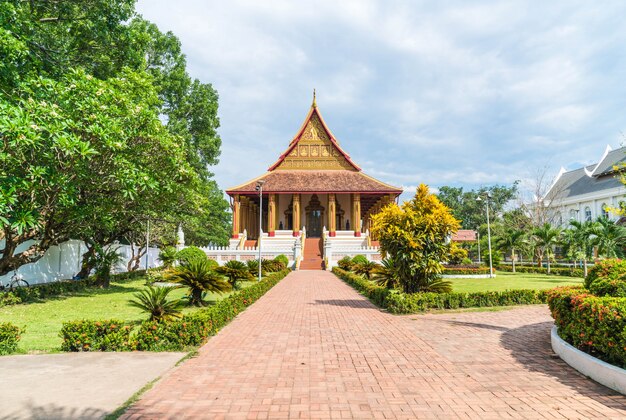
274, 254, 289, 268
496, 265, 584, 278
351, 255, 368, 266
584, 259, 626, 297
0, 322, 23, 355
166, 259, 231, 306
0, 292, 22, 307
128, 286, 184, 321
216, 260, 252, 290
337, 256, 353, 271
60, 319, 132, 352
352, 261, 379, 279
461, 257, 473, 265
262, 258, 285, 273
443, 266, 491, 275
372, 258, 399, 290
547, 286, 626, 368
176, 246, 207, 265
448, 243, 468, 265
332, 267, 548, 314
158, 246, 178, 269
246, 259, 261, 276
135, 269, 290, 351
93, 245, 124, 288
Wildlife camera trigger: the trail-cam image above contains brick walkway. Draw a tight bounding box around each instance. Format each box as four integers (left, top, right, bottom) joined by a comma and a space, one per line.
123, 271, 626, 419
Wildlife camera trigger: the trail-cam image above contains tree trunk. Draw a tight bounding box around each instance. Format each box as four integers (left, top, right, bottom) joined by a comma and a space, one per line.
76, 245, 97, 279
583, 259, 588, 278
512, 248, 516, 273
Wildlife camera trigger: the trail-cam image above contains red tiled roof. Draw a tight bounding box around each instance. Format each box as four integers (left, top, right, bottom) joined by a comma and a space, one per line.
226, 170, 403, 195
452, 230, 477, 242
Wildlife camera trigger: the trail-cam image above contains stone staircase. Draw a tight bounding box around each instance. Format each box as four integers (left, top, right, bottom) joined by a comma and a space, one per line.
300, 238, 323, 270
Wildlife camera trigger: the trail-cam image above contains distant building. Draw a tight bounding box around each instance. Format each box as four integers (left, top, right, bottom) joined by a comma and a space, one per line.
545, 145, 626, 226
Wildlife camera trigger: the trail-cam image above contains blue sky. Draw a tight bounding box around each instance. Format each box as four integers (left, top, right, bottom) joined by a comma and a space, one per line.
136, 1, 626, 202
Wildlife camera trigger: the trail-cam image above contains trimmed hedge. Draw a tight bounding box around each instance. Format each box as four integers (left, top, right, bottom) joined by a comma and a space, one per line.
332, 267, 547, 314
547, 286, 626, 368
59, 269, 290, 352
0, 322, 22, 355
584, 259, 626, 297
496, 265, 584, 278
0, 269, 150, 308
60, 319, 132, 352
443, 267, 491, 275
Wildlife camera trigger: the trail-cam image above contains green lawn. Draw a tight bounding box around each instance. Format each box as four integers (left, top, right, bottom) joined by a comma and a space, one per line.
0, 277, 252, 353
449, 271, 583, 293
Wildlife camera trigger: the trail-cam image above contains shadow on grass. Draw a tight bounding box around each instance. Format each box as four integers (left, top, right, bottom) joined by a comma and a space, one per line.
500, 321, 626, 409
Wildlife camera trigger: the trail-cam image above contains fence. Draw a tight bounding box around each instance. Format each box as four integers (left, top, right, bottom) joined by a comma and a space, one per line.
0, 239, 161, 286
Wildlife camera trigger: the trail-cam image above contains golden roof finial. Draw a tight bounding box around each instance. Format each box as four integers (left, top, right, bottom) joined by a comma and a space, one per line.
312, 88, 317, 108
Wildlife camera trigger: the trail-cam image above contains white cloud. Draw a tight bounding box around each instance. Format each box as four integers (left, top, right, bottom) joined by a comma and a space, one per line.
136, 0, 626, 198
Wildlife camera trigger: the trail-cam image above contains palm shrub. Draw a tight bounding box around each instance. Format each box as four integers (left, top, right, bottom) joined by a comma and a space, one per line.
158, 246, 178, 269
594, 217, 626, 258
246, 259, 261, 276
93, 245, 124, 288
337, 256, 353, 271
129, 286, 184, 321
274, 254, 289, 268
373, 258, 399, 290
176, 246, 207, 266
352, 260, 379, 279
216, 260, 253, 290
352, 255, 368, 265
166, 259, 231, 306
496, 228, 525, 273
263, 259, 286, 273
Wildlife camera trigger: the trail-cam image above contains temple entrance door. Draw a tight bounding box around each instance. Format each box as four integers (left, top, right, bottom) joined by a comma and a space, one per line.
305, 194, 325, 238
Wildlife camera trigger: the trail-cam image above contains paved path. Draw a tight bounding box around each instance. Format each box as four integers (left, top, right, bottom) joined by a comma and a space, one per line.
0, 352, 185, 419
124, 271, 626, 419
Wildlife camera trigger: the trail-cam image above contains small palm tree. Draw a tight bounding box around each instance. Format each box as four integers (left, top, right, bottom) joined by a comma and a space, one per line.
166, 259, 231, 306
372, 258, 399, 289
594, 216, 626, 258
129, 286, 184, 322
94, 244, 124, 288
532, 223, 561, 273
567, 220, 599, 277
496, 229, 525, 273
216, 260, 253, 290
158, 246, 178, 269
352, 261, 379, 279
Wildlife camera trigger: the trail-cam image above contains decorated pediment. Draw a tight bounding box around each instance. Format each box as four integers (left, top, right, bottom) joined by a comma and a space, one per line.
269, 103, 360, 171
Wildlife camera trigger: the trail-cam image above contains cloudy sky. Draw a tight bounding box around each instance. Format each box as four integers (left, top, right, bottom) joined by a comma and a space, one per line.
136, 1, 626, 202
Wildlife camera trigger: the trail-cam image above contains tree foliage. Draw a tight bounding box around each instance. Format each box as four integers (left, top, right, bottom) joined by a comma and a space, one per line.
437, 183, 518, 230
371, 184, 459, 294
0, 1, 230, 276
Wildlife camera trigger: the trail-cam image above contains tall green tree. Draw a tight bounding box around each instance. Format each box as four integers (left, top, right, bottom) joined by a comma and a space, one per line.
437, 183, 519, 230
563, 220, 598, 277
0, 1, 230, 276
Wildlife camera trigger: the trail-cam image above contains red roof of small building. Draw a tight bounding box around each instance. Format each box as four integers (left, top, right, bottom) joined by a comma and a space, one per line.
451, 230, 477, 242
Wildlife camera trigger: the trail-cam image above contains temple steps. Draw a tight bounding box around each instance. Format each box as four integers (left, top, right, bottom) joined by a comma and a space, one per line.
300, 237, 323, 270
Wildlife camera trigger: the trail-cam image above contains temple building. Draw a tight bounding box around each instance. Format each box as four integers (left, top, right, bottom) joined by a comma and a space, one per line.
225, 95, 403, 243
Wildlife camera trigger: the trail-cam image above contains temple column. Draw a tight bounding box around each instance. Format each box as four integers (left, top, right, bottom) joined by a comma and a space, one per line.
242, 198, 249, 235
232, 195, 241, 239
328, 193, 336, 236
352, 193, 361, 237
292, 194, 301, 237
268, 194, 276, 237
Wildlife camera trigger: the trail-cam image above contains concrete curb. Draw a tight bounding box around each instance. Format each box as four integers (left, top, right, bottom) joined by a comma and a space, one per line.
551, 326, 626, 395
442, 274, 495, 279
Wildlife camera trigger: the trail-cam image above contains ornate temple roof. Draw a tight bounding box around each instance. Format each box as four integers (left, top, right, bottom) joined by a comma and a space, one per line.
226, 170, 402, 194
226, 95, 402, 196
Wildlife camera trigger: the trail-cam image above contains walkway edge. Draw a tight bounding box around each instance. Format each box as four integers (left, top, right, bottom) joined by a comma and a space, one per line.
551, 325, 626, 395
